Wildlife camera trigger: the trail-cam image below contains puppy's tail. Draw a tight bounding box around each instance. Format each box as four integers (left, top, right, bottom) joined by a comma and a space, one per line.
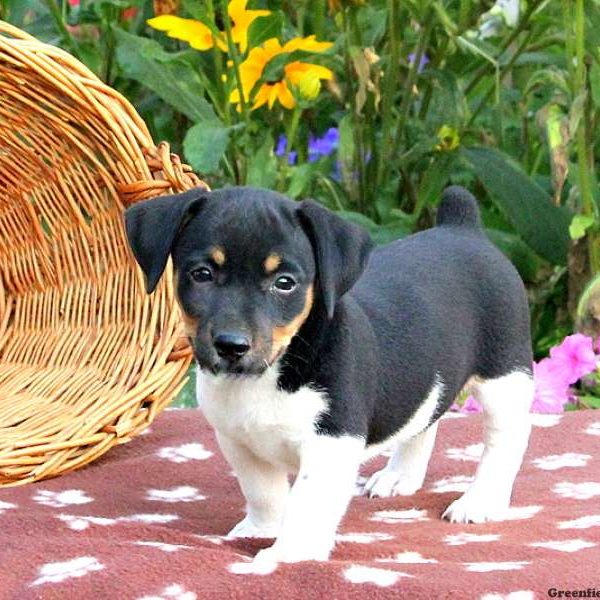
436, 186, 481, 228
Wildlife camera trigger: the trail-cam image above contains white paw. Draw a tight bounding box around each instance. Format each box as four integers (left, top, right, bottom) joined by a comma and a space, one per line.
227, 515, 279, 539
442, 492, 509, 524
363, 469, 422, 498
253, 541, 331, 564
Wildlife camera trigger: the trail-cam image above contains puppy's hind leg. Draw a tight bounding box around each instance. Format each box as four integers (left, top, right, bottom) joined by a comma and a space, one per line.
443, 371, 533, 523
364, 421, 439, 498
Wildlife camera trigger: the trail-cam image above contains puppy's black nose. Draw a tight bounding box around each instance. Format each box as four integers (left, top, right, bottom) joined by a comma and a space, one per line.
213, 332, 251, 360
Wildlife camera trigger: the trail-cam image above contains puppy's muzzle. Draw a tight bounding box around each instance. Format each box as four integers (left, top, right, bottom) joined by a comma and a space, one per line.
213, 331, 251, 362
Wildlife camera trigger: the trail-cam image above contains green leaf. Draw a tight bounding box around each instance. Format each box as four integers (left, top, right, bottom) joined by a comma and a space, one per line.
464, 146, 572, 265
577, 394, 600, 409
569, 214, 595, 240
184, 122, 232, 174
247, 12, 284, 50
286, 163, 318, 199
485, 229, 544, 282
247, 135, 278, 189
591, 62, 600, 108
114, 28, 217, 123
336, 211, 410, 245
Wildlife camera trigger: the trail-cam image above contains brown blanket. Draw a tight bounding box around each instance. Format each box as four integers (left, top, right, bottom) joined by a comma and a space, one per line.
1, 409, 599, 599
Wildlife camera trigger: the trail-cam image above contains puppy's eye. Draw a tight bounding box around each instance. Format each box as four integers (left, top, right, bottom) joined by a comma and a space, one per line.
190, 267, 213, 283
272, 275, 297, 293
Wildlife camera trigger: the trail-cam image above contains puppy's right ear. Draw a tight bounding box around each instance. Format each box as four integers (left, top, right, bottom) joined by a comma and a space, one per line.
124, 188, 208, 293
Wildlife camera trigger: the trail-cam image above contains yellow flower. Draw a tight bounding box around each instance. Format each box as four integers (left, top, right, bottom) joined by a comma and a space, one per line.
435, 125, 460, 151
147, 15, 226, 51
229, 0, 270, 53
148, 1, 270, 53
230, 36, 334, 110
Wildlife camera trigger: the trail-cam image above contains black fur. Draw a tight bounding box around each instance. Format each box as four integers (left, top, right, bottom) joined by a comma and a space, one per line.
124, 185, 532, 446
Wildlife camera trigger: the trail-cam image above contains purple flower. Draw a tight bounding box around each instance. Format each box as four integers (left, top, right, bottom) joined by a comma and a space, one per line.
308, 127, 339, 162
408, 52, 429, 74
275, 134, 297, 165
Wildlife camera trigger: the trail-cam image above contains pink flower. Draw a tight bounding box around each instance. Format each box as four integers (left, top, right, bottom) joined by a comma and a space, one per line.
68, 0, 79, 6
532, 358, 571, 413
450, 395, 483, 414
548, 333, 597, 385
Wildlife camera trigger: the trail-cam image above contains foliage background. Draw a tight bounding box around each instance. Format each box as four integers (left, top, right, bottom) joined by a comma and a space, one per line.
1, 0, 599, 407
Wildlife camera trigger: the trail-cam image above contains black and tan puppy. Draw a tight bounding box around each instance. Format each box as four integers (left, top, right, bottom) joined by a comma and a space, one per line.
124, 186, 533, 564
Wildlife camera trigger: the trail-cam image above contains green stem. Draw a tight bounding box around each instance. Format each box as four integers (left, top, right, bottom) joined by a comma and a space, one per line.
222, 0, 249, 121
44, 0, 78, 55
207, 0, 228, 125
464, 0, 544, 95
386, 12, 434, 183
376, 0, 400, 190
574, 0, 594, 216
467, 28, 533, 127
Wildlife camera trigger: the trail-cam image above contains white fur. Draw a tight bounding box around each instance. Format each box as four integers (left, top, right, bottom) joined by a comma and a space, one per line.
443, 370, 533, 523
363, 375, 442, 497
197, 366, 365, 562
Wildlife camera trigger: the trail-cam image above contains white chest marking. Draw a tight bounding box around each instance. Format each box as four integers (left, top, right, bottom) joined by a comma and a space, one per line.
196, 367, 328, 472
365, 374, 443, 459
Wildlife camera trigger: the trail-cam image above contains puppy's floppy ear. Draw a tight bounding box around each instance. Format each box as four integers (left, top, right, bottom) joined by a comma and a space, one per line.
124, 188, 208, 293
297, 200, 373, 319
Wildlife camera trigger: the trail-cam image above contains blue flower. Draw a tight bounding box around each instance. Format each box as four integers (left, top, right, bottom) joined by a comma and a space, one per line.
408, 52, 429, 73
308, 127, 339, 161
275, 134, 297, 165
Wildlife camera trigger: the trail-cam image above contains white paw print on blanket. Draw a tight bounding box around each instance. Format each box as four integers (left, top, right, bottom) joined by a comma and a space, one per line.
343, 565, 413, 587
335, 532, 394, 544
532, 453, 591, 470
139, 584, 197, 600
370, 508, 429, 524
529, 539, 597, 552
0, 500, 17, 515
430, 475, 474, 493
157, 443, 212, 463
553, 481, 600, 500
481, 591, 535, 600
444, 532, 500, 546
377, 551, 437, 564
585, 422, 600, 436
558, 514, 600, 530
530, 414, 561, 427
446, 443, 484, 462
31, 556, 104, 586
146, 486, 205, 503
463, 561, 530, 572
58, 513, 179, 531
33, 489, 93, 508
134, 542, 192, 553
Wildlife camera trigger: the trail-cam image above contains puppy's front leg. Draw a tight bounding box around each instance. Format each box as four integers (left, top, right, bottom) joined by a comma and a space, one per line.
254, 434, 365, 564
217, 433, 289, 539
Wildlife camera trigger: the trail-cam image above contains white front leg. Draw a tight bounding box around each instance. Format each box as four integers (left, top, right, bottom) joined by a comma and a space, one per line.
254, 434, 365, 564
217, 433, 290, 538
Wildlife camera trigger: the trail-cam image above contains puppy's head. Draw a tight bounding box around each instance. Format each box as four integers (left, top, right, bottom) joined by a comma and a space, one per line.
124, 186, 372, 376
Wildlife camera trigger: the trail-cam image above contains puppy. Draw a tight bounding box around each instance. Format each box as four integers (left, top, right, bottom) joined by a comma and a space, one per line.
124, 185, 533, 564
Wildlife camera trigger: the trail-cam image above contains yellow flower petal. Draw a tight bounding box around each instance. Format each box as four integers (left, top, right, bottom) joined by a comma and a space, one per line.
228, 0, 272, 53
277, 82, 296, 109
283, 35, 333, 54
147, 15, 224, 51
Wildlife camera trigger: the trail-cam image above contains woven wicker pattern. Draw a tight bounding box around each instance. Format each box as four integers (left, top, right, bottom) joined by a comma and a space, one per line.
0, 22, 207, 486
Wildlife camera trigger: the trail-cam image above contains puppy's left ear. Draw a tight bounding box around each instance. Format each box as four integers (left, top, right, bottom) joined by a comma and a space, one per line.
124, 188, 208, 293
297, 200, 373, 319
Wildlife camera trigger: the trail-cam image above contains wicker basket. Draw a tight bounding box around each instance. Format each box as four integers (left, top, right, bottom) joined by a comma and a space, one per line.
0, 21, 208, 487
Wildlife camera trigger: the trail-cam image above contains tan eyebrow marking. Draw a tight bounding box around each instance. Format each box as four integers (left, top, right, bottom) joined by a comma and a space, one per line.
210, 246, 226, 266
264, 253, 282, 274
